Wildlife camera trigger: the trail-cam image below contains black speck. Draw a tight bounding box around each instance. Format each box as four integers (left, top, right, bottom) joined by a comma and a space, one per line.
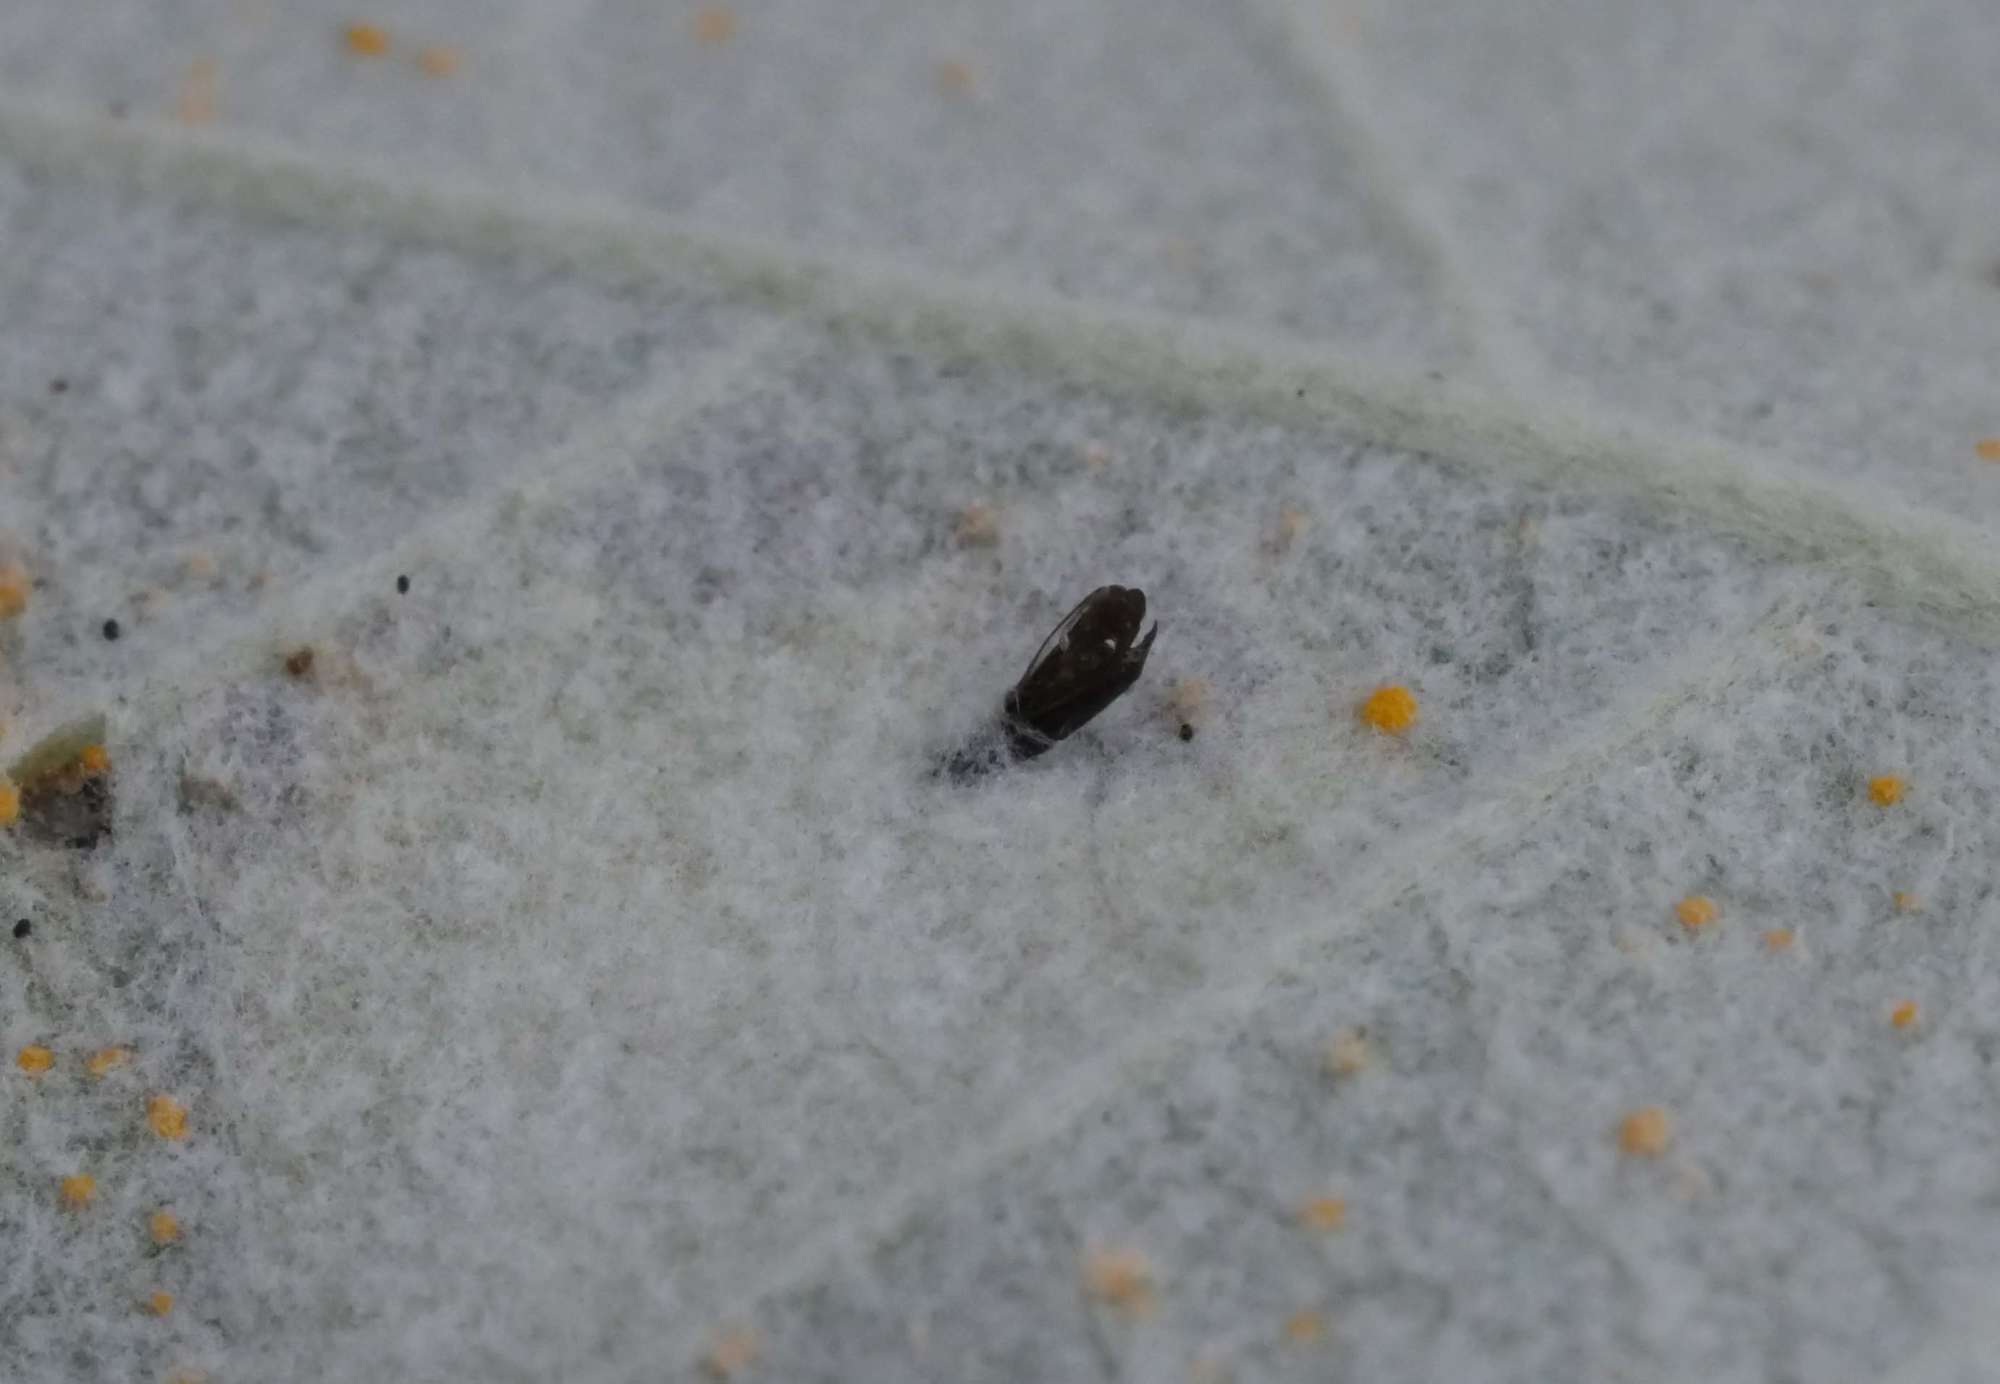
49, 378, 68, 395
12, 919, 29, 939
396, 574, 410, 595
1178, 723, 1195, 742
101, 618, 120, 641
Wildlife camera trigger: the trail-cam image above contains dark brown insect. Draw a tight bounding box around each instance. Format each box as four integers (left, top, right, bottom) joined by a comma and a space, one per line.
944, 585, 1158, 779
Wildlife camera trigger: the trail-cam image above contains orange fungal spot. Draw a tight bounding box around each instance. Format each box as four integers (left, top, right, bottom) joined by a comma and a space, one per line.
1675, 895, 1718, 930
1868, 775, 1906, 806
344, 22, 390, 55
1285, 1309, 1327, 1344
1891, 999, 1918, 1029
147, 1094, 191, 1140
1298, 1196, 1346, 1231
1618, 1106, 1672, 1156
87, 1046, 132, 1078
0, 560, 28, 618
693, 8, 737, 44
60, 1173, 96, 1208
1082, 1246, 1155, 1317
16, 1044, 54, 1074
150, 1209, 182, 1244
1358, 684, 1417, 735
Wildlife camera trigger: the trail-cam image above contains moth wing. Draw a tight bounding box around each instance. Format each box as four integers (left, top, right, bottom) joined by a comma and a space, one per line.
1015, 588, 1144, 699
1009, 589, 1154, 742
1016, 586, 1115, 687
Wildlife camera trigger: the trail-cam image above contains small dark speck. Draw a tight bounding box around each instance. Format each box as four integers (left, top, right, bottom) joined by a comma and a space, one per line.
12, 919, 29, 939
1178, 723, 1195, 742
49, 378, 68, 394
101, 618, 120, 641
284, 647, 315, 678
396, 574, 410, 595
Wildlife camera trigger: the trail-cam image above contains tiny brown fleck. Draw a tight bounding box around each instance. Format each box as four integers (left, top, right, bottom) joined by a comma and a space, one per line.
1265, 505, 1308, 555
702, 1325, 759, 1378
1298, 1196, 1346, 1231
952, 504, 1001, 548
935, 59, 976, 96
1081, 1246, 1155, 1318
176, 57, 219, 124
693, 8, 737, 44
1324, 1028, 1371, 1077
1285, 1308, 1328, 1344
1163, 677, 1210, 731
416, 45, 461, 77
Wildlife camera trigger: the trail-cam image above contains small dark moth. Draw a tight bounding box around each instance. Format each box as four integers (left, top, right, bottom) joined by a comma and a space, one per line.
943, 585, 1159, 780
